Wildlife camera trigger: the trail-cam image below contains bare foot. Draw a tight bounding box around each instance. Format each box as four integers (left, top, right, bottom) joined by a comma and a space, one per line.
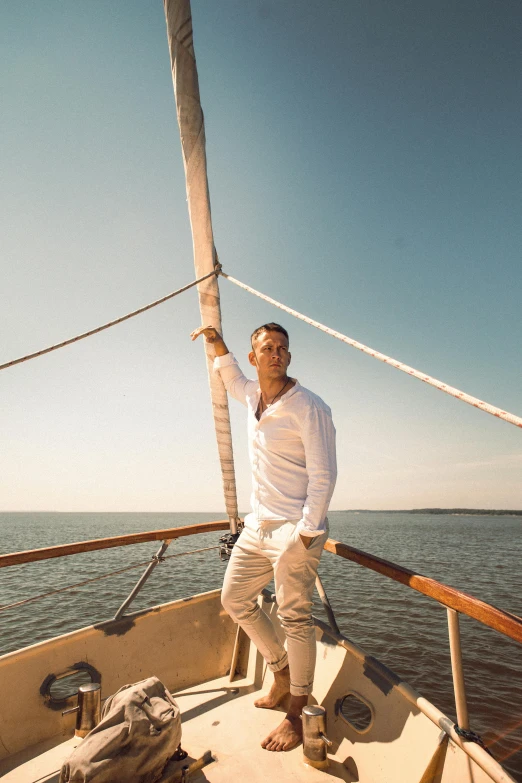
261, 714, 303, 752
254, 666, 290, 709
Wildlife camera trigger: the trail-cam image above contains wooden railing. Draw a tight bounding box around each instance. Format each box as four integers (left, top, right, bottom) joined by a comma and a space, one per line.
2, 520, 518, 781
0, 521, 229, 569
1, 521, 520, 646
324, 539, 522, 645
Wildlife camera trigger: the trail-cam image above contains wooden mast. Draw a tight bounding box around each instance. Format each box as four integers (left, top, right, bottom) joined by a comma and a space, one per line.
163, 0, 239, 533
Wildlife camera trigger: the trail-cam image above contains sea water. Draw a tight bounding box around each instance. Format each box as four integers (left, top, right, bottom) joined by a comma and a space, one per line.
0, 511, 520, 778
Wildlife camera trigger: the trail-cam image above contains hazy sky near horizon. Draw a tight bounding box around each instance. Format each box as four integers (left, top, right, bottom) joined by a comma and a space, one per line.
1, 1, 521, 513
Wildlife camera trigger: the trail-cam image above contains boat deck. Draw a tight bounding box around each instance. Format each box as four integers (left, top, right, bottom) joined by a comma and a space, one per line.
3, 674, 353, 783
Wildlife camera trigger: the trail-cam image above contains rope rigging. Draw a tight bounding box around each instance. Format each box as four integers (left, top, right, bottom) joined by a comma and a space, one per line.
0, 544, 220, 614
2, 264, 520, 430
0, 268, 219, 372
220, 271, 522, 431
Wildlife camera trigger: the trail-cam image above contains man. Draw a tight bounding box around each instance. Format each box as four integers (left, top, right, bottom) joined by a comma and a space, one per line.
190, 322, 337, 752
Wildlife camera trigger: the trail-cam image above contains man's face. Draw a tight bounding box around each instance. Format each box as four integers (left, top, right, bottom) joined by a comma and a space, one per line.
249, 330, 291, 381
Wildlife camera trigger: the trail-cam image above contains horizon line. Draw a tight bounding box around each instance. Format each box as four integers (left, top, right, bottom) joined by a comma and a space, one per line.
1, 507, 521, 515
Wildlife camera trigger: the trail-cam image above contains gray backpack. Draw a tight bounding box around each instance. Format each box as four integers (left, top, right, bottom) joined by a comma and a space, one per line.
60, 676, 182, 783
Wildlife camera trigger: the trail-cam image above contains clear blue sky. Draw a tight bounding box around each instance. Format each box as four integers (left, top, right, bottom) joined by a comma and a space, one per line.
1, 1, 521, 512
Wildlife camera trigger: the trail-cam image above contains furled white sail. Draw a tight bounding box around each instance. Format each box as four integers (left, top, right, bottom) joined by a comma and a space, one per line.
164, 0, 239, 529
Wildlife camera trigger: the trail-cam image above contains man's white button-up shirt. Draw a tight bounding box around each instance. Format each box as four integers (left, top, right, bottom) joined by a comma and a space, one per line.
214, 353, 337, 537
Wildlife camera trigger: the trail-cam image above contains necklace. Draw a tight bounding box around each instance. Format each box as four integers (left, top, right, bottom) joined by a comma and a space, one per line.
258, 377, 291, 417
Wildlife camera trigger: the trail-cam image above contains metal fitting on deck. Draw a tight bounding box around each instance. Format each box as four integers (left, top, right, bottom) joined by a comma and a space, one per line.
302, 705, 332, 769
63, 682, 101, 738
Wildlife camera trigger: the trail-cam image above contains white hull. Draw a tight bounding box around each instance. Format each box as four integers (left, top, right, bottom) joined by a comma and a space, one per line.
0, 588, 511, 782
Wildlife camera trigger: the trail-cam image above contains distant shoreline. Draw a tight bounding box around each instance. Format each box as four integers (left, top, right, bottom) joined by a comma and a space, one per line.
340, 508, 522, 517
1, 508, 521, 517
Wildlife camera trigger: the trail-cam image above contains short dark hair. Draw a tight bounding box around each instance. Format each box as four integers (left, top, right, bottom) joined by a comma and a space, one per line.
251, 322, 289, 346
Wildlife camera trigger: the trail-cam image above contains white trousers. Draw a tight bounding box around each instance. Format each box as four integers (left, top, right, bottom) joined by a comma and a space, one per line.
221, 520, 328, 696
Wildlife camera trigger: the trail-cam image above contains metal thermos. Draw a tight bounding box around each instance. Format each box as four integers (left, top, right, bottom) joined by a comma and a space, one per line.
75, 682, 101, 738
302, 705, 332, 769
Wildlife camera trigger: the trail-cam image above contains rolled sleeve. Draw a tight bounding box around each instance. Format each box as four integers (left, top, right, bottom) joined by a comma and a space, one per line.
213, 353, 237, 370
297, 405, 337, 536
213, 353, 257, 406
